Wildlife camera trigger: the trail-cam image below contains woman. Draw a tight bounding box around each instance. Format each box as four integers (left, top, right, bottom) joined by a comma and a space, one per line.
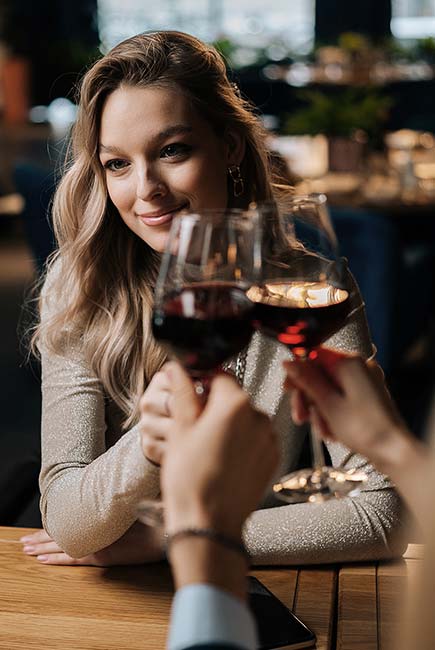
21, 30, 405, 565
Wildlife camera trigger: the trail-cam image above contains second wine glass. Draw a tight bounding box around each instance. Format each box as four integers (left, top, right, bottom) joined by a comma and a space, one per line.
249, 194, 367, 503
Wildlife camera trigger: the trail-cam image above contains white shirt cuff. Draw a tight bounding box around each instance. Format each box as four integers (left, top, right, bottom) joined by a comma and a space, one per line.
167, 583, 257, 650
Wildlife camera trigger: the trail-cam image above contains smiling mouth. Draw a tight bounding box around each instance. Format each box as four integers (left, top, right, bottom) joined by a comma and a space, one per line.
138, 204, 189, 226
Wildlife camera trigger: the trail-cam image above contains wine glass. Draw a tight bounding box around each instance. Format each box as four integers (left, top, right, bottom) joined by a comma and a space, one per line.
137, 208, 260, 526
248, 194, 367, 503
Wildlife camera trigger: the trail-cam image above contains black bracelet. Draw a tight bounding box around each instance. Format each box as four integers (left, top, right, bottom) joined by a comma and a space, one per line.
166, 528, 250, 562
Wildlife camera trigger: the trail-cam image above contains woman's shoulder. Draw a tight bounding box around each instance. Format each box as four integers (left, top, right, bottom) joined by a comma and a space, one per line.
38, 255, 81, 352
39, 255, 67, 317
41, 255, 62, 293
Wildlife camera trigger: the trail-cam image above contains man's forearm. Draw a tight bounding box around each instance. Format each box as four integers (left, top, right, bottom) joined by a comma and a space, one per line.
373, 427, 431, 531
168, 536, 247, 602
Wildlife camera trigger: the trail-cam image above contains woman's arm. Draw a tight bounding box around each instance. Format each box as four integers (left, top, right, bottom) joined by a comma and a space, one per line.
243, 444, 406, 565
39, 340, 161, 558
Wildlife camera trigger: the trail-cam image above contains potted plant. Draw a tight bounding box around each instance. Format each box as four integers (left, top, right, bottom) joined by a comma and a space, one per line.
283, 88, 392, 172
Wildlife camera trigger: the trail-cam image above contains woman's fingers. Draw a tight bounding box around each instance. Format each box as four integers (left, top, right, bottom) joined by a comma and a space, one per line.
141, 407, 175, 442
142, 439, 167, 466
19, 531, 92, 565
166, 362, 202, 427
141, 388, 171, 417
139, 366, 180, 466
20, 529, 52, 545
139, 369, 172, 416
149, 389, 171, 416
142, 411, 174, 437
22, 540, 63, 556
20, 529, 72, 562
36, 552, 85, 565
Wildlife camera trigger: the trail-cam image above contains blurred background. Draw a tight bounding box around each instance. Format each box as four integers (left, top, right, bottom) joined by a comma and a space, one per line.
1, 0, 434, 527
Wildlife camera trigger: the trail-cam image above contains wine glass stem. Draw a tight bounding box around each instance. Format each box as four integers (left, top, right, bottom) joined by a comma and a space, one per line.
310, 425, 326, 472
296, 349, 326, 472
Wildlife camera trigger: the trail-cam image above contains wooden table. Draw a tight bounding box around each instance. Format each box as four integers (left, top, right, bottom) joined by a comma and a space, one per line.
0, 527, 422, 650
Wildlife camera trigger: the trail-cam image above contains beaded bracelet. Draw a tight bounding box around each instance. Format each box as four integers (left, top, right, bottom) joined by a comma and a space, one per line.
166, 527, 250, 562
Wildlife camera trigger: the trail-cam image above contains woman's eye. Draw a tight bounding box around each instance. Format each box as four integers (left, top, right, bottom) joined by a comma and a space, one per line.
160, 143, 191, 159
104, 159, 129, 172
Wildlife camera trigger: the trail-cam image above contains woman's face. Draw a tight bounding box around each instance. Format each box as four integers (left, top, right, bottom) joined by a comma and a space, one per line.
99, 84, 243, 252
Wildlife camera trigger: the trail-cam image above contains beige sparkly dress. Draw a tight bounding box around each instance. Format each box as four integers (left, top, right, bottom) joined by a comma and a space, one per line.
39, 264, 406, 563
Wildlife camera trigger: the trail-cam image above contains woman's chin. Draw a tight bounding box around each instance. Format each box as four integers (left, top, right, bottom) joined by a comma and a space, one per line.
142, 233, 170, 254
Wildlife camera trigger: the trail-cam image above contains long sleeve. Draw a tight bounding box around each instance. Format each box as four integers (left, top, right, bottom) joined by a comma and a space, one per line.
243, 445, 406, 565
39, 340, 161, 557
240, 265, 407, 565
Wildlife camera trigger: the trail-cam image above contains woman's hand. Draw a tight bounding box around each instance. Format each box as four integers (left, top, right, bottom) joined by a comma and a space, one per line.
20, 522, 165, 566
139, 365, 175, 466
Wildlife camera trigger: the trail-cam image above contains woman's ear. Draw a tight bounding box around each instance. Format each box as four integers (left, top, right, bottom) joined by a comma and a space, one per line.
224, 129, 246, 167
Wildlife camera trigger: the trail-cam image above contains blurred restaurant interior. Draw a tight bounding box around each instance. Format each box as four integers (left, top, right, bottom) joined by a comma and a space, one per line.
0, 0, 435, 528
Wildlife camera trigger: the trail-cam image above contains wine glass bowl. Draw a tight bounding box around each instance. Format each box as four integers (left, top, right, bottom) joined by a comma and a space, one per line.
249, 194, 350, 360
248, 281, 350, 360
151, 209, 259, 388
152, 284, 254, 382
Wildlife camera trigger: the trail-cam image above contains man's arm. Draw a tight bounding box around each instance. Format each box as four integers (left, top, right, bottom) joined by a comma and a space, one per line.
157, 363, 280, 650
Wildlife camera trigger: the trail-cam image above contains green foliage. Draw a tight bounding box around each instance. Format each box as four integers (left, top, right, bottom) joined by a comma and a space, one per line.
337, 32, 371, 53
283, 89, 393, 139
213, 38, 238, 65
416, 37, 435, 61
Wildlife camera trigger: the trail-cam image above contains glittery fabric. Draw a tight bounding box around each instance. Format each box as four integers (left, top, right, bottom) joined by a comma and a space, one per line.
39, 340, 161, 557
39, 263, 406, 562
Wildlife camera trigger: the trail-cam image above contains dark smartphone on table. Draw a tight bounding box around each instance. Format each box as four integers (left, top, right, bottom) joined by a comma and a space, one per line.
248, 576, 316, 650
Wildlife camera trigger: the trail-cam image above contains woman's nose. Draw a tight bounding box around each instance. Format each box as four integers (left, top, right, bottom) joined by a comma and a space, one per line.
136, 170, 167, 201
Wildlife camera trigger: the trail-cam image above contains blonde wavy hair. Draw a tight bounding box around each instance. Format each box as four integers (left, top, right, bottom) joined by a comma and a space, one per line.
34, 30, 286, 428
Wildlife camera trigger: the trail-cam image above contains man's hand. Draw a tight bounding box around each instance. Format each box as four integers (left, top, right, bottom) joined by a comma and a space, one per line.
162, 362, 279, 539
283, 348, 408, 468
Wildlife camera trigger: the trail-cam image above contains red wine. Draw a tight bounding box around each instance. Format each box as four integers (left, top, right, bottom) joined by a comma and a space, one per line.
247, 281, 349, 358
152, 283, 254, 374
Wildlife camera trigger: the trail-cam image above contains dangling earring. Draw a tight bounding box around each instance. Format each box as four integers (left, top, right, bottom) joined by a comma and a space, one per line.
228, 165, 244, 198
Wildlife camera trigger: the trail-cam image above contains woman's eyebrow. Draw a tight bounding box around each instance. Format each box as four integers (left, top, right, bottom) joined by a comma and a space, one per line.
157, 125, 193, 139
99, 144, 125, 155
99, 125, 193, 155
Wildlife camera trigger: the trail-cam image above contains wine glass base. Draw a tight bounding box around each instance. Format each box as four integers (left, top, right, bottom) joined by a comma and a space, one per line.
273, 466, 367, 504
136, 500, 165, 527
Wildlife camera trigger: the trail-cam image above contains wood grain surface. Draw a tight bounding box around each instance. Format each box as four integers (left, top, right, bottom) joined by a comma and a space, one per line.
0, 527, 421, 650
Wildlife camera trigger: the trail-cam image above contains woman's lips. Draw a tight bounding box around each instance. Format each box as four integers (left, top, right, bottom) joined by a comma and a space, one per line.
138, 204, 188, 226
